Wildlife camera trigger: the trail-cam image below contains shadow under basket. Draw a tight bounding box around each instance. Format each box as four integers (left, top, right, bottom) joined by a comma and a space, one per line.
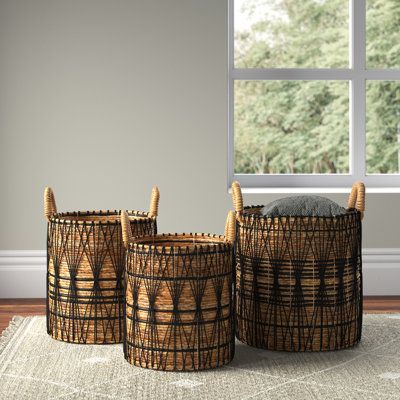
44, 187, 159, 344
121, 213, 236, 371
231, 181, 365, 352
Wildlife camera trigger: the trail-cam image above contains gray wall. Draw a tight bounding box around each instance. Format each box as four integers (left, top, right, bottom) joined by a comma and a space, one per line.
0, 0, 399, 250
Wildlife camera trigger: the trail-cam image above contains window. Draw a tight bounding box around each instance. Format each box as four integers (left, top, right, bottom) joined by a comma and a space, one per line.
229, 0, 400, 191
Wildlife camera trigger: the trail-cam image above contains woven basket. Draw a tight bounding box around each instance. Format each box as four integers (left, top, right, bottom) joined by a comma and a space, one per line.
231, 181, 365, 352
121, 211, 236, 371
44, 186, 160, 344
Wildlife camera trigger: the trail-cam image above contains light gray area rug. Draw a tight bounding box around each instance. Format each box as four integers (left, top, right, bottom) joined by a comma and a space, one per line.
1, 315, 400, 400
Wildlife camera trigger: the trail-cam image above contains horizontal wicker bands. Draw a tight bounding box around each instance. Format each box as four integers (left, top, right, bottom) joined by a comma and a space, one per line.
47, 311, 122, 321
47, 272, 124, 283
125, 341, 232, 354
126, 313, 232, 326
48, 291, 124, 303
127, 270, 232, 282
126, 302, 231, 314
132, 246, 231, 257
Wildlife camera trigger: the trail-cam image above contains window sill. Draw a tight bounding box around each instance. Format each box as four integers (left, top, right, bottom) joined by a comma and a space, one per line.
228, 187, 400, 194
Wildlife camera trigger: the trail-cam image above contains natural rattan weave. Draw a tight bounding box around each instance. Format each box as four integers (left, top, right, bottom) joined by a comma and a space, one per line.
44, 187, 159, 344
232, 181, 365, 352
121, 211, 236, 371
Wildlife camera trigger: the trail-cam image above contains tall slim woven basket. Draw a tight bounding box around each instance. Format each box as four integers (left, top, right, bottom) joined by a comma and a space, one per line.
232, 181, 364, 352
44, 186, 160, 344
121, 211, 236, 371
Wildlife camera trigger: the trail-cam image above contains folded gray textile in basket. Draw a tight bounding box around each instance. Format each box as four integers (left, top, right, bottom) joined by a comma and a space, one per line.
261, 195, 347, 217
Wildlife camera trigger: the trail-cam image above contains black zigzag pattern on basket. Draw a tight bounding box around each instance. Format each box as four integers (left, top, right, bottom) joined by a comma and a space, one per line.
47, 211, 156, 344
124, 238, 235, 371
236, 208, 362, 352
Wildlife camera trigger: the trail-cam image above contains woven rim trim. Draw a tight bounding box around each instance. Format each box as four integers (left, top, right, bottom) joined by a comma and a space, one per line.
241, 205, 361, 221
48, 210, 154, 225
129, 233, 232, 252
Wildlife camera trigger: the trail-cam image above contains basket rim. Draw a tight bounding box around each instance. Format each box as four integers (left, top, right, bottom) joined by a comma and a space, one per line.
128, 232, 232, 252
48, 209, 154, 225
241, 205, 360, 220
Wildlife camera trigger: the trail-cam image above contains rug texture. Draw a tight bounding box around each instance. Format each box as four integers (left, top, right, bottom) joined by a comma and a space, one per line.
1, 315, 400, 399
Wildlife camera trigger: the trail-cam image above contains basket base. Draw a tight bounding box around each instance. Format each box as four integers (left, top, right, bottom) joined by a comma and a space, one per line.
46, 314, 124, 345
236, 328, 362, 352
123, 346, 235, 372
47, 330, 123, 345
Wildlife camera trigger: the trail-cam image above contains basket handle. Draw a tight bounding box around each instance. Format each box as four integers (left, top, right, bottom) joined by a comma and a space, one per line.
347, 181, 365, 219
148, 186, 160, 218
224, 211, 236, 244
121, 210, 133, 249
44, 187, 57, 221
231, 181, 244, 222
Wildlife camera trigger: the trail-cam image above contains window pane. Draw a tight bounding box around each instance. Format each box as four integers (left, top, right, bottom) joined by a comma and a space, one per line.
366, 81, 400, 174
366, 0, 400, 69
234, 0, 349, 68
234, 80, 349, 174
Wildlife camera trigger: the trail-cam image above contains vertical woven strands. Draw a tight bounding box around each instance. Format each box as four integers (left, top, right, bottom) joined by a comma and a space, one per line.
124, 233, 235, 371
235, 208, 362, 351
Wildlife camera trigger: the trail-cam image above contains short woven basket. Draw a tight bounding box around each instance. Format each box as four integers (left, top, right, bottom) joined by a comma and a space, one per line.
121, 211, 236, 371
231, 181, 365, 352
44, 186, 160, 344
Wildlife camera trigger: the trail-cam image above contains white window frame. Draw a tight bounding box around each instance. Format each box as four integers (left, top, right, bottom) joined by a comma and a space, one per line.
228, 0, 400, 193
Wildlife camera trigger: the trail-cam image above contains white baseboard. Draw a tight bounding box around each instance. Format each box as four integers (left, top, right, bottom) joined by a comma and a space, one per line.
0, 251, 46, 298
362, 249, 400, 295
0, 249, 399, 298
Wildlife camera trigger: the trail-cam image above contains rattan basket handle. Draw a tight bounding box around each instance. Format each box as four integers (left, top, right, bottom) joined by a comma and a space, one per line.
121, 210, 133, 249
347, 181, 365, 219
231, 181, 244, 221
44, 187, 57, 221
149, 186, 160, 218
224, 211, 236, 244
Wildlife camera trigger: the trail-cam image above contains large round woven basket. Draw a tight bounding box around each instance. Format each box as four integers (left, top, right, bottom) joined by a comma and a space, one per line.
231, 181, 365, 352
121, 211, 236, 371
44, 186, 160, 344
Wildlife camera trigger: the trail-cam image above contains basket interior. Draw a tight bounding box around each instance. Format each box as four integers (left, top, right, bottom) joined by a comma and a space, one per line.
50, 210, 150, 224
132, 234, 227, 249
243, 205, 357, 219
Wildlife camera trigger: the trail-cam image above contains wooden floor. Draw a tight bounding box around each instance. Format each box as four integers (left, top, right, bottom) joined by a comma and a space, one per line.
0, 299, 46, 334
1, 297, 400, 335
